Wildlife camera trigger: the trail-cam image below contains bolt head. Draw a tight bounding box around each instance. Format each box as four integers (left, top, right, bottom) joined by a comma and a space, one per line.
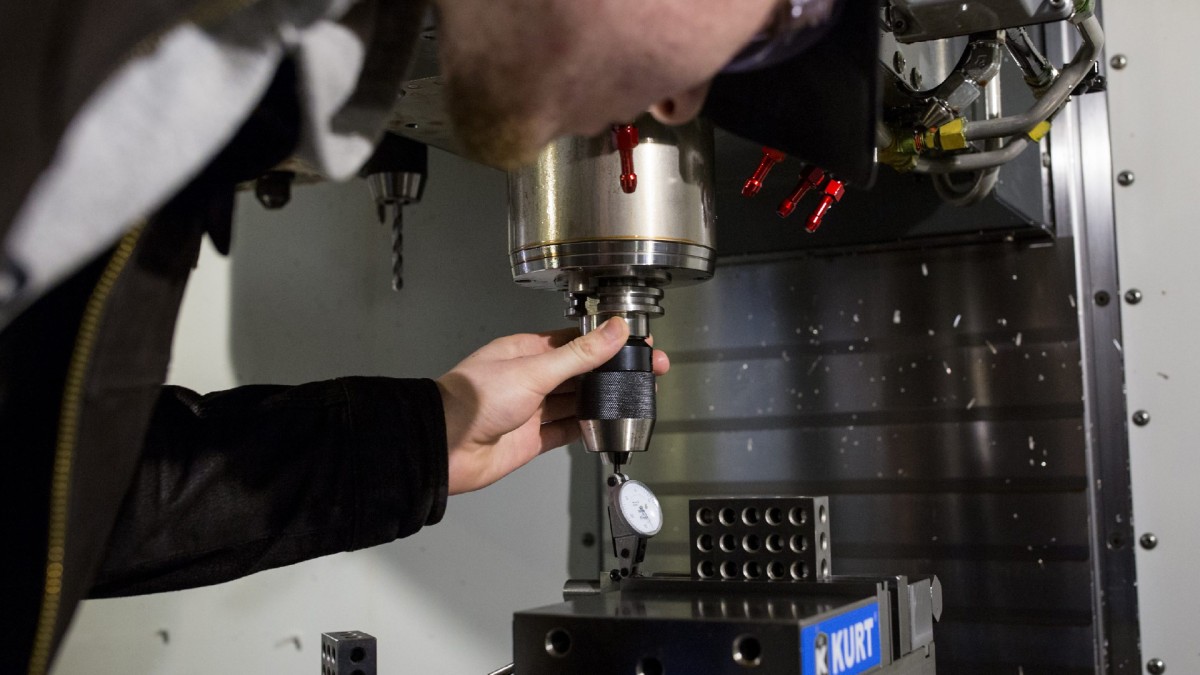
1125, 289, 1143, 304
1140, 533, 1158, 550
909, 68, 923, 89
893, 51, 907, 74
1147, 658, 1165, 674
1094, 290, 1111, 306
1133, 410, 1151, 426
1117, 170, 1136, 186
1111, 54, 1129, 70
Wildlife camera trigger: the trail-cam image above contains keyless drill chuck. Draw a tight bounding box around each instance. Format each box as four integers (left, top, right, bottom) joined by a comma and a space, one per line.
577, 336, 655, 469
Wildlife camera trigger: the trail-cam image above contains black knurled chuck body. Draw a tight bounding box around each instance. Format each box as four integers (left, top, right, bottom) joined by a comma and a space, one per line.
577, 337, 655, 420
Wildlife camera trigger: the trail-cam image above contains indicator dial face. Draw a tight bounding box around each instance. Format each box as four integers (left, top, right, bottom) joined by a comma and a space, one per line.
618, 480, 663, 536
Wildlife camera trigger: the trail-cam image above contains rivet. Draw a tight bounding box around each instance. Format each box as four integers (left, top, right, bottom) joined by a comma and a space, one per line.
1117, 170, 1136, 186
1140, 533, 1158, 550
1147, 658, 1166, 674
1124, 289, 1143, 304
893, 51, 907, 74
1132, 410, 1151, 426
1111, 54, 1129, 70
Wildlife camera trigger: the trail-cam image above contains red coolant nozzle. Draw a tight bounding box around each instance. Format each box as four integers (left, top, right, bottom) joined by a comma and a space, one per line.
806, 178, 846, 233
613, 124, 639, 193
777, 166, 827, 217
741, 147, 787, 198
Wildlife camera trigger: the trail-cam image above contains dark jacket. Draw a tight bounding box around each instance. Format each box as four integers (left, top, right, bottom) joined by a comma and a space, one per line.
0, 6, 446, 674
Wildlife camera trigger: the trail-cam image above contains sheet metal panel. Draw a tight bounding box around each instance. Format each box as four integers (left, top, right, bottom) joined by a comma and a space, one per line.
1105, 1, 1200, 673
634, 241, 1092, 673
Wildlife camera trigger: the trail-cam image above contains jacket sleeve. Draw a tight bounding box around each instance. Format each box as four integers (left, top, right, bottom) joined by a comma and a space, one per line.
89, 376, 448, 597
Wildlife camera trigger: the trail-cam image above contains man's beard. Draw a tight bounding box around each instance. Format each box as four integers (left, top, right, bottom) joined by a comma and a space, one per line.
444, 71, 545, 171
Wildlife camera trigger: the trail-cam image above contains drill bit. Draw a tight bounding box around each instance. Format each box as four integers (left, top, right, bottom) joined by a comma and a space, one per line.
382, 202, 404, 291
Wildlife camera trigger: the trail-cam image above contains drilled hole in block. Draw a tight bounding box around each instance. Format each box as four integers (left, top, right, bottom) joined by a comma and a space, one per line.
720, 534, 737, 552
545, 629, 572, 657
788, 507, 808, 526
765, 507, 783, 525
719, 508, 737, 526
743, 561, 762, 579
791, 561, 809, 580
696, 508, 715, 526
733, 635, 762, 668
742, 534, 761, 553
765, 534, 784, 553
742, 507, 760, 525
697, 534, 714, 553
790, 534, 808, 553
721, 561, 739, 579
767, 561, 786, 579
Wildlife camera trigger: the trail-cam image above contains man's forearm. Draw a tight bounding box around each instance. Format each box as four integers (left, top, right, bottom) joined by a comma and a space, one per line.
90, 377, 447, 597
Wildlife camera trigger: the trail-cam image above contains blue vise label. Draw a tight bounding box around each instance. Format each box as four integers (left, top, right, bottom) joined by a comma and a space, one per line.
801, 602, 882, 675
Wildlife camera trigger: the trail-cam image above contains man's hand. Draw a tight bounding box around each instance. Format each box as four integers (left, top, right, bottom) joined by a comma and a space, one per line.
436, 317, 670, 495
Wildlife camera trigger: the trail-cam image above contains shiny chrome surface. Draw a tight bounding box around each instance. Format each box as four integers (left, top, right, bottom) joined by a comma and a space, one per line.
580, 419, 655, 461
512, 240, 715, 290
508, 116, 716, 290
629, 240, 1094, 673
1048, 17, 1141, 672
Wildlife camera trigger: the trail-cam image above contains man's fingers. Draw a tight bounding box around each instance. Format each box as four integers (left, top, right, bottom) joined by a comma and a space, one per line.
652, 349, 670, 376
540, 393, 576, 423
487, 328, 580, 360
539, 419, 581, 453
521, 317, 630, 393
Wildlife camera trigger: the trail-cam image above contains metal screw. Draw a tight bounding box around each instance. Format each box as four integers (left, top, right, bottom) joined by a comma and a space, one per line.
1146, 658, 1165, 674
254, 171, 294, 210
1125, 289, 1143, 304
893, 51, 907, 74
1111, 54, 1128, 70
1094, 291, 1111, 306
909, 68, 924, 89
1140, 533, 1158, 550
1117, 170, 1136, 186
1133, 410, 1151, 426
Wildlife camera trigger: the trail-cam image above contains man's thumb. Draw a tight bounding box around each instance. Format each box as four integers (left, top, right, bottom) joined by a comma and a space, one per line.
526, 317, 630, 392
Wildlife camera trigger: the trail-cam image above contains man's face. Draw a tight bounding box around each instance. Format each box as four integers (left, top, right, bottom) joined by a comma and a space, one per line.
435, 0, 775, 169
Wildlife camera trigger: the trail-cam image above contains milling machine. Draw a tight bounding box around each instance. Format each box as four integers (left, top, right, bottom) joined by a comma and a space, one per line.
296, 0, 1120, 672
